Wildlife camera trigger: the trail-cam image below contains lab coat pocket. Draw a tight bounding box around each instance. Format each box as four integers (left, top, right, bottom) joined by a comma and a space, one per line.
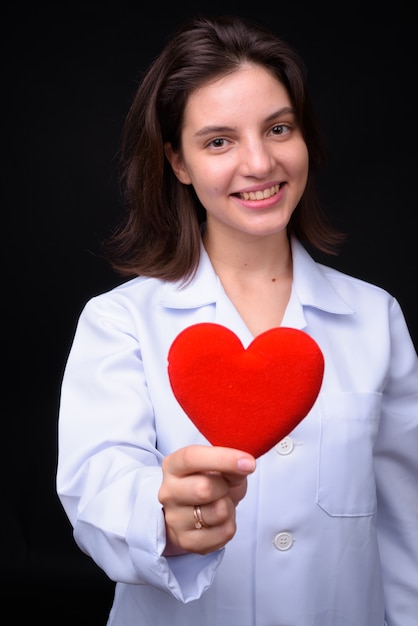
317, 392, 381, 517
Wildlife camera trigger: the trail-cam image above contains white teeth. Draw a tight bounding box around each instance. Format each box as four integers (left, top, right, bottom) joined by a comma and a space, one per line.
239, 184, 279, 200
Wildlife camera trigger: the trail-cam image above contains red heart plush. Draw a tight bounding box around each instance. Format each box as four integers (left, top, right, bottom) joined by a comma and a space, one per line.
167, 323, 324, 458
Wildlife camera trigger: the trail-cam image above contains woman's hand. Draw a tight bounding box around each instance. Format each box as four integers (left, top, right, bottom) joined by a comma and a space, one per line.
158, 445, 256, 556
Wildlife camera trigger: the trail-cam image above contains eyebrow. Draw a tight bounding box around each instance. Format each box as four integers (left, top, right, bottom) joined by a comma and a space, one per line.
193, 107, 296, 138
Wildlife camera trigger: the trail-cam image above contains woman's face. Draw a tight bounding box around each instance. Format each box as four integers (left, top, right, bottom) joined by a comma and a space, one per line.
165, 64, 309, 241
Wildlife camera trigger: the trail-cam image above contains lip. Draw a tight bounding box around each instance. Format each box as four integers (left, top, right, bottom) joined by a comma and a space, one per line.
235, 181, 280, 194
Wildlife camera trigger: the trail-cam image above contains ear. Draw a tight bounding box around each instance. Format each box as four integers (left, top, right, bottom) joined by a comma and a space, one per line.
164, 142, 192, 185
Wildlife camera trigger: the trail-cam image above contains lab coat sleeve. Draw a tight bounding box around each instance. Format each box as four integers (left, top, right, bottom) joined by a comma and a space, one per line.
56, 294, 223, 602
374, 297, 418, 625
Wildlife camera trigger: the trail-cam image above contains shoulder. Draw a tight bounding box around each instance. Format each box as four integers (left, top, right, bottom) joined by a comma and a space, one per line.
317, 262, 409, 330
292, 239, 396, 315
319, 263, 393, 299
80, 275, 169, 321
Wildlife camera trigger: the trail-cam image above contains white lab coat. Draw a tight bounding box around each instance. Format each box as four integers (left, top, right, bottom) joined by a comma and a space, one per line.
57, 237, 418, 626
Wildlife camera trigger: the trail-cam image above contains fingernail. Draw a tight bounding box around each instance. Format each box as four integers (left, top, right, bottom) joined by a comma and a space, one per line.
237, 457, 256, 472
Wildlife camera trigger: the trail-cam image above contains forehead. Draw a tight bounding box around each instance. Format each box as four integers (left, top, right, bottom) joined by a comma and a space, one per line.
183, 64, 291, 123
192, 63, 286, 98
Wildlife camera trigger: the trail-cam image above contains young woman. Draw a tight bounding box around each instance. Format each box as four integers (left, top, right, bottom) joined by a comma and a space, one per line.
56, 15, 418, 625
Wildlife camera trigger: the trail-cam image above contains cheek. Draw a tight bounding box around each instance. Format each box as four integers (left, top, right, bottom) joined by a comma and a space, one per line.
282, 149, 309, 195
291, 143, 309, 180
188, 161, 230, 195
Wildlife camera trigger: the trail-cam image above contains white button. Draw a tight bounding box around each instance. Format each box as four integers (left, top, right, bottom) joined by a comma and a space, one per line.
273, 532, 294, 551
275, 436, 294, 455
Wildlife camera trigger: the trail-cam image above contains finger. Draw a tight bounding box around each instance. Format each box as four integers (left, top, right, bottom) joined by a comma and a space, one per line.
167, 520, 236, 555
166, 500, 238, 555
194, 496, 234, 528
163, 445, 256, 480
160, 469, 234, 507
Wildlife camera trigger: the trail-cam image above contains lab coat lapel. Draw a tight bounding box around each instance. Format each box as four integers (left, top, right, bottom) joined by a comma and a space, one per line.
162, 236, 352, 344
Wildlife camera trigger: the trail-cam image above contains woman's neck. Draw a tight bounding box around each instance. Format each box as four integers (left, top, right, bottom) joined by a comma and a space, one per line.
203, 227, 293, 336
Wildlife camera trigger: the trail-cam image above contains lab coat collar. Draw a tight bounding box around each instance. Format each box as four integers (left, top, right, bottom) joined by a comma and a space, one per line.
161, 243, 221, 308
290, 238, 354, 315
161, 236, 354, 318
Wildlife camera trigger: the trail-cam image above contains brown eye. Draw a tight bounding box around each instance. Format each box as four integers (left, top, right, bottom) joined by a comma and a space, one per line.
209, 137, 225, 148
272, 124, 286, 135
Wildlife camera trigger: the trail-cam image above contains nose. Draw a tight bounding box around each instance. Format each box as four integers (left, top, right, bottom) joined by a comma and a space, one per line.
239, 139, 275, 177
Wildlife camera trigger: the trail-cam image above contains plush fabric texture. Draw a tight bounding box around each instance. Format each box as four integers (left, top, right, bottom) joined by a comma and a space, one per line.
167, 323, 324, 458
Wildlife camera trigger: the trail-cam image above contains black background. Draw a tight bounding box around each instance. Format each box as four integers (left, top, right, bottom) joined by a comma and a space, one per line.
3, 1, 417, 623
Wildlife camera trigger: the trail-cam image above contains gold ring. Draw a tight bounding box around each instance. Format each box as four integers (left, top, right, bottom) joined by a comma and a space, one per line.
193, 505, 210, 529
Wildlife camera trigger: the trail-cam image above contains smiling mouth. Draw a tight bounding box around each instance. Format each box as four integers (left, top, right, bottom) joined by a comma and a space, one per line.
236, 184, 280, 201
